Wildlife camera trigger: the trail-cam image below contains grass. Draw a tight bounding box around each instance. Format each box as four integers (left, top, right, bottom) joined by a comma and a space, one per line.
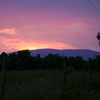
0, 70, 100, 100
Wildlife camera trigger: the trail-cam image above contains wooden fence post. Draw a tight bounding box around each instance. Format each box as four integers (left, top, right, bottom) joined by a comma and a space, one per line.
62, 57, 66, 100
0, 52, 7, 100
89, 62, 91, 82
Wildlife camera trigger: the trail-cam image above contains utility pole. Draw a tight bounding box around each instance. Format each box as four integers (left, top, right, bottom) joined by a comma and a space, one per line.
0, 52, 7, 100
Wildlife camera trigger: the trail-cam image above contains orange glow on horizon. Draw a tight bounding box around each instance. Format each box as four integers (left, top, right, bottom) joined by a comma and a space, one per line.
16, 40, 76, 52
18, 47, 38, 51
17, 43, 75, 51
0, 36, 76, 53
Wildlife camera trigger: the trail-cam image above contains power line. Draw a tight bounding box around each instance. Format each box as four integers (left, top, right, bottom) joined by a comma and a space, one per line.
86, 0, 100, 12
92, 0, 100, 11
81, 0, 100, 16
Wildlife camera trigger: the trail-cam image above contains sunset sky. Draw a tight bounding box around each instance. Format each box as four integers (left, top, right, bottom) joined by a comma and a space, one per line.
0, 0, 100, 53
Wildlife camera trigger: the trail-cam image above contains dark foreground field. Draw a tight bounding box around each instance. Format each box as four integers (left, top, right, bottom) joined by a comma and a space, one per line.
0, 70, 100, 100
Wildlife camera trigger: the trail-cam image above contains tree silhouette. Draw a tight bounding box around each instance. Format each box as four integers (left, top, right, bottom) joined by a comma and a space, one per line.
97, 32, 100, 47
0, 49, 100, 71
16, 50, 31, 70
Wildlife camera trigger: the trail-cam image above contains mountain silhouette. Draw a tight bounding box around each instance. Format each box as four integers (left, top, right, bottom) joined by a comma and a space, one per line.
28, 49, 100, 60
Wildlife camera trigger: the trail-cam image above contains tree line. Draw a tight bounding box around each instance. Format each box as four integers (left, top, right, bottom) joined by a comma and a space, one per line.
0, 50, 100, 71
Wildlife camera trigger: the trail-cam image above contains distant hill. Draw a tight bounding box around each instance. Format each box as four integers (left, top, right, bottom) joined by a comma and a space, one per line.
29, 49, 100, 60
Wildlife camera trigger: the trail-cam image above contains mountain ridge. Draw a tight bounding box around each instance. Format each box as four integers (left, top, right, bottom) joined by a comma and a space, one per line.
9, 48, 100, 60
28, 49, 100, 60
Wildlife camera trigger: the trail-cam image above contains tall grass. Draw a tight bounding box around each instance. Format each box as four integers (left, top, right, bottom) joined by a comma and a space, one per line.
0, 70, 100, 100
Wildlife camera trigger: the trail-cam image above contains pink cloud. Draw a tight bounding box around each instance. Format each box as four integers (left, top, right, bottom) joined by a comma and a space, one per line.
0, 28, 17, 35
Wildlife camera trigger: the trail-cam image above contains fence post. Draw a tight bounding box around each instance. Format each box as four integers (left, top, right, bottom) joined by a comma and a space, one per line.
62, 57, 66, 100
88, 60, 93, 93
88, 59, 93, 84
0, 52, 7, 100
